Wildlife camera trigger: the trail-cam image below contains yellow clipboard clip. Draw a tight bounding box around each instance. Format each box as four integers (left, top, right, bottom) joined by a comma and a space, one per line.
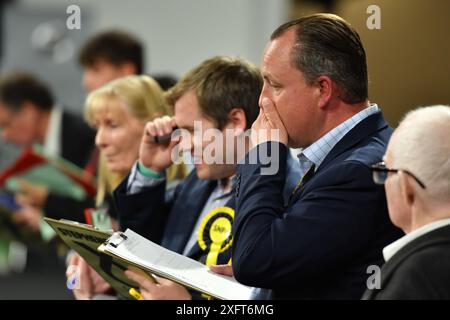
129, 288, 144, 300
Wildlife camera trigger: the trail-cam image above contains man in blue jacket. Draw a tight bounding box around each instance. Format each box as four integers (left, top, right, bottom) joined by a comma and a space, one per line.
226, 14, 403, 299
111, 56, 300, 300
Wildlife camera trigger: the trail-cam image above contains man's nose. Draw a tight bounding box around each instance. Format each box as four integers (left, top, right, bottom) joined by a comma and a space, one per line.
258, 85, 269, 108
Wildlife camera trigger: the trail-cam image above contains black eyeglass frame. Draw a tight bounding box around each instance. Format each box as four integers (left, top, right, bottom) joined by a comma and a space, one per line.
371, 162, 426, 189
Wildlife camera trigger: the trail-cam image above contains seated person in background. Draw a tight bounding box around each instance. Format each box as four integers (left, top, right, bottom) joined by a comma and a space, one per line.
363, 105, 450, 300
80, 30, 176, 92
6, 30, 147, 227
228, 14, 403, 299
0, 72, 95, 231
79, 30, 144, 93
68, 74, 186, 299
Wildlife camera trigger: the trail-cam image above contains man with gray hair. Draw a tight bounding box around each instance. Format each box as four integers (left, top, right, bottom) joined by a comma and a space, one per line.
364, 105, 450, 299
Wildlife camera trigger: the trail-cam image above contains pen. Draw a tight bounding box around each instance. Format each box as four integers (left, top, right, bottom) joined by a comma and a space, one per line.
146, 126, 179, 143
129, 287, 144, 300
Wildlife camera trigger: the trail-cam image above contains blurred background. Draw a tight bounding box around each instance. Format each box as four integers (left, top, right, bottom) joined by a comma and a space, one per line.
0, 0, 448, 299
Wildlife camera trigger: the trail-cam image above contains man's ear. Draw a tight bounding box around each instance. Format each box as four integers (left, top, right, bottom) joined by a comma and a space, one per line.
315, 76, 333, 109
119, 62, 138, 76
227, 108, 247, 135
399, 171, 416, 207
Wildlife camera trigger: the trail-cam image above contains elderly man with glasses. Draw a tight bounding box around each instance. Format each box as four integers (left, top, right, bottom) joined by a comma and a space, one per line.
363, 105, 450, 299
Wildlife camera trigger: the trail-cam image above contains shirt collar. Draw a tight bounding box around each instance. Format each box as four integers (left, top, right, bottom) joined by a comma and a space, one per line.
212, 175, 235, 200
43, 107, 62, 156
298, 104, 380, 170
383, 218, 450, 262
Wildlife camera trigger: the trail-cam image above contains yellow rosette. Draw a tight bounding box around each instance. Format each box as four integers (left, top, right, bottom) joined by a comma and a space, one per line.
197, 206, 234, 266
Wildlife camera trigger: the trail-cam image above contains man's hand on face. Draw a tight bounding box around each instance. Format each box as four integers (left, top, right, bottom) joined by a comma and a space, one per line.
251, 98, 288, 148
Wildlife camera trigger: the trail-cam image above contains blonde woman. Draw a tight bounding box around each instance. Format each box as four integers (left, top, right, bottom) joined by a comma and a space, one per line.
68, 75, 186, 299
84, 75, 185, 219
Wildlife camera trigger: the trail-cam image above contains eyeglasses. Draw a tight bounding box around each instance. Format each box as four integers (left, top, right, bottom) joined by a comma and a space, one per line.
371, 162, 426, 189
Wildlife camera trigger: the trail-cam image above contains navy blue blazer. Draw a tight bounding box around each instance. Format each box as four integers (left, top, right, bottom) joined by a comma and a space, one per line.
232, 112, 404, 299
114, 155, 301, 265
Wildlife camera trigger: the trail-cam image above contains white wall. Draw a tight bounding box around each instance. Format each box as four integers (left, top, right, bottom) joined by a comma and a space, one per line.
18, 0, 289, 76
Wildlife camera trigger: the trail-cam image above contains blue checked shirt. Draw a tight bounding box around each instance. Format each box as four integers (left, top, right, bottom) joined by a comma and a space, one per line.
297, 104, 380, 176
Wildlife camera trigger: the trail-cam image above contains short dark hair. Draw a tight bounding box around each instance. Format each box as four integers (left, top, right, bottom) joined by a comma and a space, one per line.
0, 72, 54, 112
271, 13, 368, 104
79, 30, 144, 74
166, 56, 262, 130
153, 74, 178, 91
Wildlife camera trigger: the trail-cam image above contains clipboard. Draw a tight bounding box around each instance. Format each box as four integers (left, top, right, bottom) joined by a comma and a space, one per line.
101, 229, 254, 300
44, 217, 154, 299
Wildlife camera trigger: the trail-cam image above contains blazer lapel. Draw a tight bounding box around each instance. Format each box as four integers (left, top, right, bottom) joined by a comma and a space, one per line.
164, 178, 217, 253
318, 112, 390, 172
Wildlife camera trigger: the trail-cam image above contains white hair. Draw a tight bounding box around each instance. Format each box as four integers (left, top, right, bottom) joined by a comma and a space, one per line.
390, 105, 450, 202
